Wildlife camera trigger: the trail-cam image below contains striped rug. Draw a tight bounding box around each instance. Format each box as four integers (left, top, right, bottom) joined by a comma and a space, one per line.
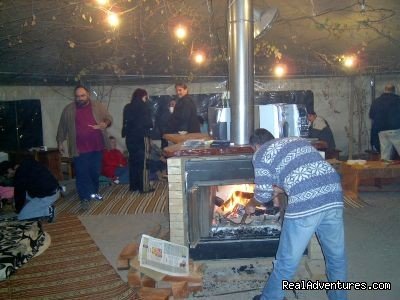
0, 216, 140, 300
343, 195, 367, 208
56, 181, 168, 216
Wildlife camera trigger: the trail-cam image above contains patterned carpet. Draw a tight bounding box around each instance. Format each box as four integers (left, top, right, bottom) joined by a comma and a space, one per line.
56, 181, 168, 216
343, 195, 367, 208
0, 216, 140, 300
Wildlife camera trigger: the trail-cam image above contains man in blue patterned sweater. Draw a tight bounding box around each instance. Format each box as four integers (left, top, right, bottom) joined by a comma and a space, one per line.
251, 134, 347, 300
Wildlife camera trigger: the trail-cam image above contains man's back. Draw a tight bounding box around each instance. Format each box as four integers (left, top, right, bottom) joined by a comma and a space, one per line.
369, 93, 400, 131
253, 138, 343, 219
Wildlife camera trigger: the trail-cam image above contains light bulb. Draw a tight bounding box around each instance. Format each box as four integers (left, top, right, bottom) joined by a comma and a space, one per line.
343, 56, 354, 68
274, 64, 286, 77
107, 12, 119, 27
96, 0, 108, 5
194, 52, 205, 64
174, 24, 187, 39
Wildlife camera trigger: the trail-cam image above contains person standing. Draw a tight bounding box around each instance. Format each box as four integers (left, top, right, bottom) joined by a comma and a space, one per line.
250, 135, 347, 300
166, 82, 200, 134
122, 88, 154, 193
56, 85, 113, 209
369, 84, 400, 160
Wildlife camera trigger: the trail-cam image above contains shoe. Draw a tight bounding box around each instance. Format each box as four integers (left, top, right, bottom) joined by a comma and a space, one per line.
81, 199, 89, 211
139, 188, 155, 194
113, 179, 120, 184
48, 205, 55, 223
90, 193, 103, 201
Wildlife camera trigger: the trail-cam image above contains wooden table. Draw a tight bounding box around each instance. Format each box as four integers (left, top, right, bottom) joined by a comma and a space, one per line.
163, 133, 212, 144
163, 143, 254, 158
163, 137, 331, 158
341, 161, 400, 201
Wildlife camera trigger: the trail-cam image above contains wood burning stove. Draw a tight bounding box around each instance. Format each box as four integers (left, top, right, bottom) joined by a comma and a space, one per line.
183, 155, 280, 260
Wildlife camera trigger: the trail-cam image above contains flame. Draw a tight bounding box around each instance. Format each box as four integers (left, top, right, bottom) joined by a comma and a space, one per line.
213, 184, 257, 216
223, 191, 252, 212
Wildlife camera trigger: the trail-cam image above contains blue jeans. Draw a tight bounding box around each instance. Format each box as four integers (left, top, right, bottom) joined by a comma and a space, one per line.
73, 151, 102, 200
261, 208, 347, 300
18, 191, 59, 220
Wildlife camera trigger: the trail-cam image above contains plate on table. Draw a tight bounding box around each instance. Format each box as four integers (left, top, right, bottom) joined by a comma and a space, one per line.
178, 131, 188, 135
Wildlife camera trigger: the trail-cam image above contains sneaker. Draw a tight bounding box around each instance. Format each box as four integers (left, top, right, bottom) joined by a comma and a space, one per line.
81, 199, 89, 210
48, 205, 55, 223
113, 179, 120, 184
90, 193, 103, 201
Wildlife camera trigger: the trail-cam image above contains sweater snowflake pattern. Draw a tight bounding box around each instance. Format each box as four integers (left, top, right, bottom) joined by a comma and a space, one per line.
252, 137, 343, 219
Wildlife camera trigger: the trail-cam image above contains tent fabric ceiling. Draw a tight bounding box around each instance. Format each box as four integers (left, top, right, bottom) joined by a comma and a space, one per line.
0, 0, 400, 84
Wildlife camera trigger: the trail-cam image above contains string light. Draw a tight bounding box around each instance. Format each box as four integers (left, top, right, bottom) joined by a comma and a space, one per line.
96, 0, 109, 6
343, 55, 355, 68
273, 64, 286, 77
338, 54, 357, 69
107, 12, 120, 27
174, 24, 187, 40
193, 51, 205, 64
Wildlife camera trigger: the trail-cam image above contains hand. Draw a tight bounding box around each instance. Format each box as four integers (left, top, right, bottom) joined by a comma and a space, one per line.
245, 205, 256, 215
58, 144, 64, 155
89, 121, 108, 130
273, 185, 285, 194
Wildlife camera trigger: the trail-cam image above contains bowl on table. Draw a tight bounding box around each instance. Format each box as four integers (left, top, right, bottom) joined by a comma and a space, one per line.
178, 131, 188, 135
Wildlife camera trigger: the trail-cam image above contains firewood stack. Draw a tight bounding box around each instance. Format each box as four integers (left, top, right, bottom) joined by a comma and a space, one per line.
116, 226, 204, 299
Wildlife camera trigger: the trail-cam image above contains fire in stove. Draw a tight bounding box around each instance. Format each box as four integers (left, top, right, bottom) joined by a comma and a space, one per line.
210, 185, 281, 240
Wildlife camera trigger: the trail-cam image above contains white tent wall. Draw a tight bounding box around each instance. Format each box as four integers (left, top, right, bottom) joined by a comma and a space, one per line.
1, 74, 399, 157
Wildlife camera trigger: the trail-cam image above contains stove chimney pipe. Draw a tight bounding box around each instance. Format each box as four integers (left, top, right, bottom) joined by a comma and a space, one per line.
228, 0, 254, 145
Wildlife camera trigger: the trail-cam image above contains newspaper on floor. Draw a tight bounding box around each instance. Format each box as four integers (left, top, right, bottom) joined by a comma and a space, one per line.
139, 234, 189, 276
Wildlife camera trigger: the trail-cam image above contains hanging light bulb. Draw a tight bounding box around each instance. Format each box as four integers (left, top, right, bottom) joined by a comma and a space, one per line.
96, 0, 108, 6
273, 64, 286, 77
193, 51, 205, 64
174, 24, 187, 40
343, 55, 355, 68
107, 12, 120, 27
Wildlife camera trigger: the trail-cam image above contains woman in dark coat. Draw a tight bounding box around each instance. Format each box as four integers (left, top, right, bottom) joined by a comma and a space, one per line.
122, 88, 154, 193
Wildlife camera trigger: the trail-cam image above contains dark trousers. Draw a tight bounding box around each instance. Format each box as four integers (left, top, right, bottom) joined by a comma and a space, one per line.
127, 137, 151, 192
161, 138, 168, 149
73, 151, 102, 200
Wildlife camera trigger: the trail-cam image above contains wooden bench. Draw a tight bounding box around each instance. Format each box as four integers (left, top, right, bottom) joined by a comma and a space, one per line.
341, 161, 400, 202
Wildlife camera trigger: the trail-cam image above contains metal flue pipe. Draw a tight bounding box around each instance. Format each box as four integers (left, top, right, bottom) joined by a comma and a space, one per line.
228, 0, 254, 145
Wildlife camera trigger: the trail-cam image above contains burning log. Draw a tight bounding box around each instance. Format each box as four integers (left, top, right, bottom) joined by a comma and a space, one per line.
216, 190, 269, 225
220, 191, 254, 212
225, 213, 253, 225
213, 196, 225, 207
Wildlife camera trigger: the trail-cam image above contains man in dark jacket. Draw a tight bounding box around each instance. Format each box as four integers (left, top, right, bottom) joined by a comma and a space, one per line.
14, 158, 59, 222
166, 82, 200, 134
307, 111, 336, 151
369, 84, 400, 160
